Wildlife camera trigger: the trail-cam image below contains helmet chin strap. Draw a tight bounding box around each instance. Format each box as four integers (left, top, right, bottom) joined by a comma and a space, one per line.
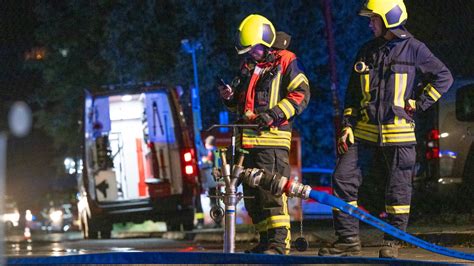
384, 28, 398, 40
380, 24, 395, 40
381, 24, 389, 37
248, 47, 279, 66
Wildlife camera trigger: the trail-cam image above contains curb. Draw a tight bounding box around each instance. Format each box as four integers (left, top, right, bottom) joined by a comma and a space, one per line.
188, 227, 474, 248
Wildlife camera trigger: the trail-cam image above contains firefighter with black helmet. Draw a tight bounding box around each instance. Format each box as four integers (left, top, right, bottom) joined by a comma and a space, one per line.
318, 0, 453, 258
218, 14, 310, 255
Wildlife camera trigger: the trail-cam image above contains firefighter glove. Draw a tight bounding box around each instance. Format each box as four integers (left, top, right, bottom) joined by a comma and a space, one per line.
218, 84, 234, 100
255, 110, 276, 130
337, 127, 354, 155
404, 99, 416, 118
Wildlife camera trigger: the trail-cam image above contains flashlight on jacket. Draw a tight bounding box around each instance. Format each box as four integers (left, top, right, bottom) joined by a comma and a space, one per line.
354, 61, 370, 73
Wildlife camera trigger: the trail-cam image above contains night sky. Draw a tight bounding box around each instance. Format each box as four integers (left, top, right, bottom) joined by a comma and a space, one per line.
1, 1, 59, 210
1, 0, 473, 210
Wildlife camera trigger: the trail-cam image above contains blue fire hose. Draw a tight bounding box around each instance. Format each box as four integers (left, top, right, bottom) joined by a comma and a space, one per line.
309, 190, 474, 261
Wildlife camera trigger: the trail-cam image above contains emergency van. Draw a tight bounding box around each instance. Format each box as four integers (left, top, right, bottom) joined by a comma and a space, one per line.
77, 84, 199, 239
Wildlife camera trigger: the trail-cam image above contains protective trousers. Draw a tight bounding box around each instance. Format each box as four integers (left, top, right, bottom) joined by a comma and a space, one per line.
332, 141, 415, 240
242, 148, 291, 251
194, 185, 204, 227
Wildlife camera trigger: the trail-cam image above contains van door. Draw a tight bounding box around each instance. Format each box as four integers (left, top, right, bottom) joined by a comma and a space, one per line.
143, 92, 182, 196
84, 91, 117, 201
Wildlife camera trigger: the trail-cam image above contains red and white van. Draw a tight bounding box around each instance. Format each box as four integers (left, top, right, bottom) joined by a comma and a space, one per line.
78, 84, 199, 239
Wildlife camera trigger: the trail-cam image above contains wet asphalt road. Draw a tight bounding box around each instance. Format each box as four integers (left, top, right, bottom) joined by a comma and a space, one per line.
4, 230, 474, 264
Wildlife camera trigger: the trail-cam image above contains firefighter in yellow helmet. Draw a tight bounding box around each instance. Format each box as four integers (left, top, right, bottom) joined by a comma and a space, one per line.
235, 14, 276, 54
218, 14, 310, 255
318, 0, 453, 258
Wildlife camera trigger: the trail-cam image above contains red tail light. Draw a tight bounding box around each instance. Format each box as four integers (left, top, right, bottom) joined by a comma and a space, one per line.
180, 148, 197, 183
428, 129, 440, 140
183, 151, 192, 162
426, 129, 440, 160
185, 165, 194, 175
426, 147, 440, 159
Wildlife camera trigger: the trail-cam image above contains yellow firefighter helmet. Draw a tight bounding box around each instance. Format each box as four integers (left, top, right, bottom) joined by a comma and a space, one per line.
236, 14, 276, 54
359, 0, 408, 28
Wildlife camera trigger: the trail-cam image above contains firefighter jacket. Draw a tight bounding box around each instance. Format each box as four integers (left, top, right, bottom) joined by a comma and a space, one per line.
223, 49, 310, 150
343, 35, 453, 146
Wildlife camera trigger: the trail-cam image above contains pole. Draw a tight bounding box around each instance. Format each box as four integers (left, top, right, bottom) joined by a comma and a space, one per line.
191, 49, 200, 97
206, 124, 257, 254
191, 46, 202, 132
185, 40, 204, 158
0, 132, 7, 265
322, 0, 342, 152
218, 148, 235, 253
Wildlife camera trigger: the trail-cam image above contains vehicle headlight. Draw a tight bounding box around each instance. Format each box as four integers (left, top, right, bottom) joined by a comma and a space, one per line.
3, 211, 20, 224
25, 210, 33, 222
49, 210, 63, 223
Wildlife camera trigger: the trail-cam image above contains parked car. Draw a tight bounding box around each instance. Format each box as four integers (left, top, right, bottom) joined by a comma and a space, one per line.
414, 80, 474, 193
2, 199, 20, 232
40, 203, 75, 232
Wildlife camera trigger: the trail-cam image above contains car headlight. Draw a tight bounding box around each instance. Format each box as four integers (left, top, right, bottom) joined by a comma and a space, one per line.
3, 211, 20, 225
25, 210, 33, 222
49, 210, 63, 223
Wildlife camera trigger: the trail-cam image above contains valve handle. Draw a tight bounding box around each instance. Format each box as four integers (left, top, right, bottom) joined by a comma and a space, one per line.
219, 148, 228, 166
238, 148, 249, 154
209, 206, 225, 223
294, 237, 309, 252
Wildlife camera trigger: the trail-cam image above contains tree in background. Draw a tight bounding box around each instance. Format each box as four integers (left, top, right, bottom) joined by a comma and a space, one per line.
30, 1, 471, 169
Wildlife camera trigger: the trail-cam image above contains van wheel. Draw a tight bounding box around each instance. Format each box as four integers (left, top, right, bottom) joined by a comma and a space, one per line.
4, 221, 14, 232
166, 222, 180, 231
99, 223, 113, 239
88, 229, 99, 239
100, 229, 111, 239
181, 208, 194, 231
165, 208, 195, 231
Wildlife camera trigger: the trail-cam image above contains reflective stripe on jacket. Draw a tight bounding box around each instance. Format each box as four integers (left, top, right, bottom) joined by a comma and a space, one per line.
343, 35, 453, 146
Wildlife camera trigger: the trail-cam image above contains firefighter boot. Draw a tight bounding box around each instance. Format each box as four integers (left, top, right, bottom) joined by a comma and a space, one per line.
263, 227, 290, 255
379, 240, 400, 258
318, 235, 362, 256
245, 231, 268, 254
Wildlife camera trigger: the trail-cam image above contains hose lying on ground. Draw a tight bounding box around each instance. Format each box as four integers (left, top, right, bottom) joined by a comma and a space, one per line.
241, 168, 474, 261
309, 190, 474, 261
